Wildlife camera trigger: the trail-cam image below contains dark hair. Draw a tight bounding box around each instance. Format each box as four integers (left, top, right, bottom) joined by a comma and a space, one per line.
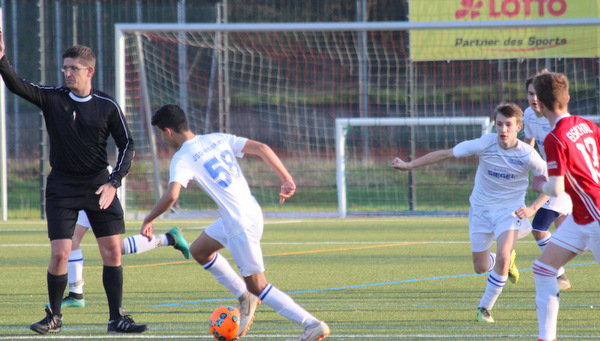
525, 68, 548, 92
62, 45, 96, 68
152, 104, 189, 133
533, 72, 569, 112
494, 102, 523, 125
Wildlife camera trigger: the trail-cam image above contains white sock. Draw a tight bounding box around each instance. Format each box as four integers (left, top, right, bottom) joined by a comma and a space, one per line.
478, 270, 506, 310
158, 233, 169, 246
202, 253, 246, 298
123, 234, 162, 254
536, 235, 566, 277
533, 260, 559, 341
67, 249, 84, 294
537, 234, 552, 252
488, 253, 496, 272
259, 283, 317, 327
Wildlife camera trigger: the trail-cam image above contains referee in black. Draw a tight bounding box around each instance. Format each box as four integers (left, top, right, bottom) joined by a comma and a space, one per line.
0, 32, 148, 334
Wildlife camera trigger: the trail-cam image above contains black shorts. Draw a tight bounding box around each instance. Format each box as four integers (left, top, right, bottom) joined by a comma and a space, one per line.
45, 169, 125, 240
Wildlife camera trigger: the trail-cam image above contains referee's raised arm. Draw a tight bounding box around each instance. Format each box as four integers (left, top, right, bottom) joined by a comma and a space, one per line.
0, 27, 4, 60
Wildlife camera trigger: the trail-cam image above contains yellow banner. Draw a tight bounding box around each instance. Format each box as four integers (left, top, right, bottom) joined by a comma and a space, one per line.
409, 0, 600, 61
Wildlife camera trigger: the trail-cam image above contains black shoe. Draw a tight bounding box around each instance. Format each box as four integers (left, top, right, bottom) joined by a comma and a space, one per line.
107, 314, 149, 333
30, 306, 62, 334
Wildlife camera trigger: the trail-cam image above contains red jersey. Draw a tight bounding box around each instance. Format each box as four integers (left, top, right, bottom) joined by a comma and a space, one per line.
544, 115, 600, 224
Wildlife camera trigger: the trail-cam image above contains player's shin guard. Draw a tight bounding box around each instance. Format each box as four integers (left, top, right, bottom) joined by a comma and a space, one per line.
533, 260, 559, 341
478, 270, 506, 310
259, 283, 317, 328
202, 252, 246, 298
67, 249, 84, 294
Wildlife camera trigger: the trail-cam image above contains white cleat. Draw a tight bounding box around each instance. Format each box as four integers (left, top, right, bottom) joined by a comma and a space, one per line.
234, 292, 260, 340
297, 320, 330, 341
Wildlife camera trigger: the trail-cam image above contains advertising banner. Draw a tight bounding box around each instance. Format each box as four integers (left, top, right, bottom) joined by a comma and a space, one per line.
409, 0, 600, 61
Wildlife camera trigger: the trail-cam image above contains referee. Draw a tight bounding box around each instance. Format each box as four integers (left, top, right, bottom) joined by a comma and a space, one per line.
0, 32, 148, 334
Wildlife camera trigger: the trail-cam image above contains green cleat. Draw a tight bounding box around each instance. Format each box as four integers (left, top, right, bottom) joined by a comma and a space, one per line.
508, 249, 519, 284
476, 307, 494, 323
45, 295, 85, 308
61, 296, 85, 307
168, 227, 190, 259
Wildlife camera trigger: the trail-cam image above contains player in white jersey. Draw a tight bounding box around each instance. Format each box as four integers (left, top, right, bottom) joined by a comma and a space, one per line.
58, 211, 190, 308
140, 104, 330, 341
392, 102, 549, 323
521, 74, 572, 291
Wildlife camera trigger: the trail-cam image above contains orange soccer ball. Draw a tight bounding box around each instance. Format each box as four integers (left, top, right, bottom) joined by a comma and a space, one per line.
209, 306, 241, 341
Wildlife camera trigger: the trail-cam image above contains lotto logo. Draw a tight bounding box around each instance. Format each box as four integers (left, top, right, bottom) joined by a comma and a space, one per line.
455, 0, 567, 20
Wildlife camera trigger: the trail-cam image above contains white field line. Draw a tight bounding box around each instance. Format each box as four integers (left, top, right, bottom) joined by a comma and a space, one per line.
0, 240, 542, 247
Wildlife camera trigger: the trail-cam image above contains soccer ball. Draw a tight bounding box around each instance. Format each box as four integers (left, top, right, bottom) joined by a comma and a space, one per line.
209, 305, 241, 341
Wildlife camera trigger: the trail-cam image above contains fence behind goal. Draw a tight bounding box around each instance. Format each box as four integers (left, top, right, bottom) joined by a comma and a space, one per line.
115, 20, 600, 218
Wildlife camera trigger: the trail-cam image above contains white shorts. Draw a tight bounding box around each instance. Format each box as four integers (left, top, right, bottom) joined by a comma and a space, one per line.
550, 215, 600, 261
469, 206, 532, 252
542, 192, 572, 216
205, 213, 265, 277
76, 210, 92, 229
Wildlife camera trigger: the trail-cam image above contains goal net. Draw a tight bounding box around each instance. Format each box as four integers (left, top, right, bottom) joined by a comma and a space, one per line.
115, 21, 600, 218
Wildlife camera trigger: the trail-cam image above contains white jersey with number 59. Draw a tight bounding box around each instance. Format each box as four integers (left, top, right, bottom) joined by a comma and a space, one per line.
169, 133, 260, 230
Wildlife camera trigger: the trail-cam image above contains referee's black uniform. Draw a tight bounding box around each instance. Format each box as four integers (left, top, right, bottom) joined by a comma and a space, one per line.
0, 41, 149, 333
0, 56, 134, 238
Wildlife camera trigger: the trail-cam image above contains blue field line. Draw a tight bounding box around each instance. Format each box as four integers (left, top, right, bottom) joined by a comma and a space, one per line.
150, 261, 595, 308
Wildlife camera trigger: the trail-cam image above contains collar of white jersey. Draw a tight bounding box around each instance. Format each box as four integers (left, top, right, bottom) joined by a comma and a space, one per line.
69, 91, 93, 102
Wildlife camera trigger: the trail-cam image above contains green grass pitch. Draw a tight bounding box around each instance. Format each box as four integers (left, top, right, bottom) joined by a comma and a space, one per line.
0, 217, 599, 340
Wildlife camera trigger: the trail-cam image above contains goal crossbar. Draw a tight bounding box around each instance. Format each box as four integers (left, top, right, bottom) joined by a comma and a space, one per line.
335, 117, 493, 218
115, 18, 600, 34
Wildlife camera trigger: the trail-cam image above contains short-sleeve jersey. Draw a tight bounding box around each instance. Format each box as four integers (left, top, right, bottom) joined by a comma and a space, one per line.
523, 106, 553, 160
523, 106, 572, 214
544, 115, 600, 224
169, 133, 260, 228
453, 133, 547, 210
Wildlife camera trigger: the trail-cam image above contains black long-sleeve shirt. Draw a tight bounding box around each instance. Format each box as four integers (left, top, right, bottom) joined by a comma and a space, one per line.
0, 56, 134, 184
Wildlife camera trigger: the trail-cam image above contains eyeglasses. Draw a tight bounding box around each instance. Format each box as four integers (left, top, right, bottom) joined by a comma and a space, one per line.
61, 66, 90, 73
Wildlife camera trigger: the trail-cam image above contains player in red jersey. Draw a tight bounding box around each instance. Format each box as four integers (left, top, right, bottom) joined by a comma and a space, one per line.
531, 72, 600, 341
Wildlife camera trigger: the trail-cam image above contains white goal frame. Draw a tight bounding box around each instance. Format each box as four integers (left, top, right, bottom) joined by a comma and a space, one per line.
336, 117, 493, 218
113, 19, 600, 216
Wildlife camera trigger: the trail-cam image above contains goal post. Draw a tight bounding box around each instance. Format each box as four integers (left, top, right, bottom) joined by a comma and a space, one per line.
114, 19, 600, 218
336, 117, 492, 218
